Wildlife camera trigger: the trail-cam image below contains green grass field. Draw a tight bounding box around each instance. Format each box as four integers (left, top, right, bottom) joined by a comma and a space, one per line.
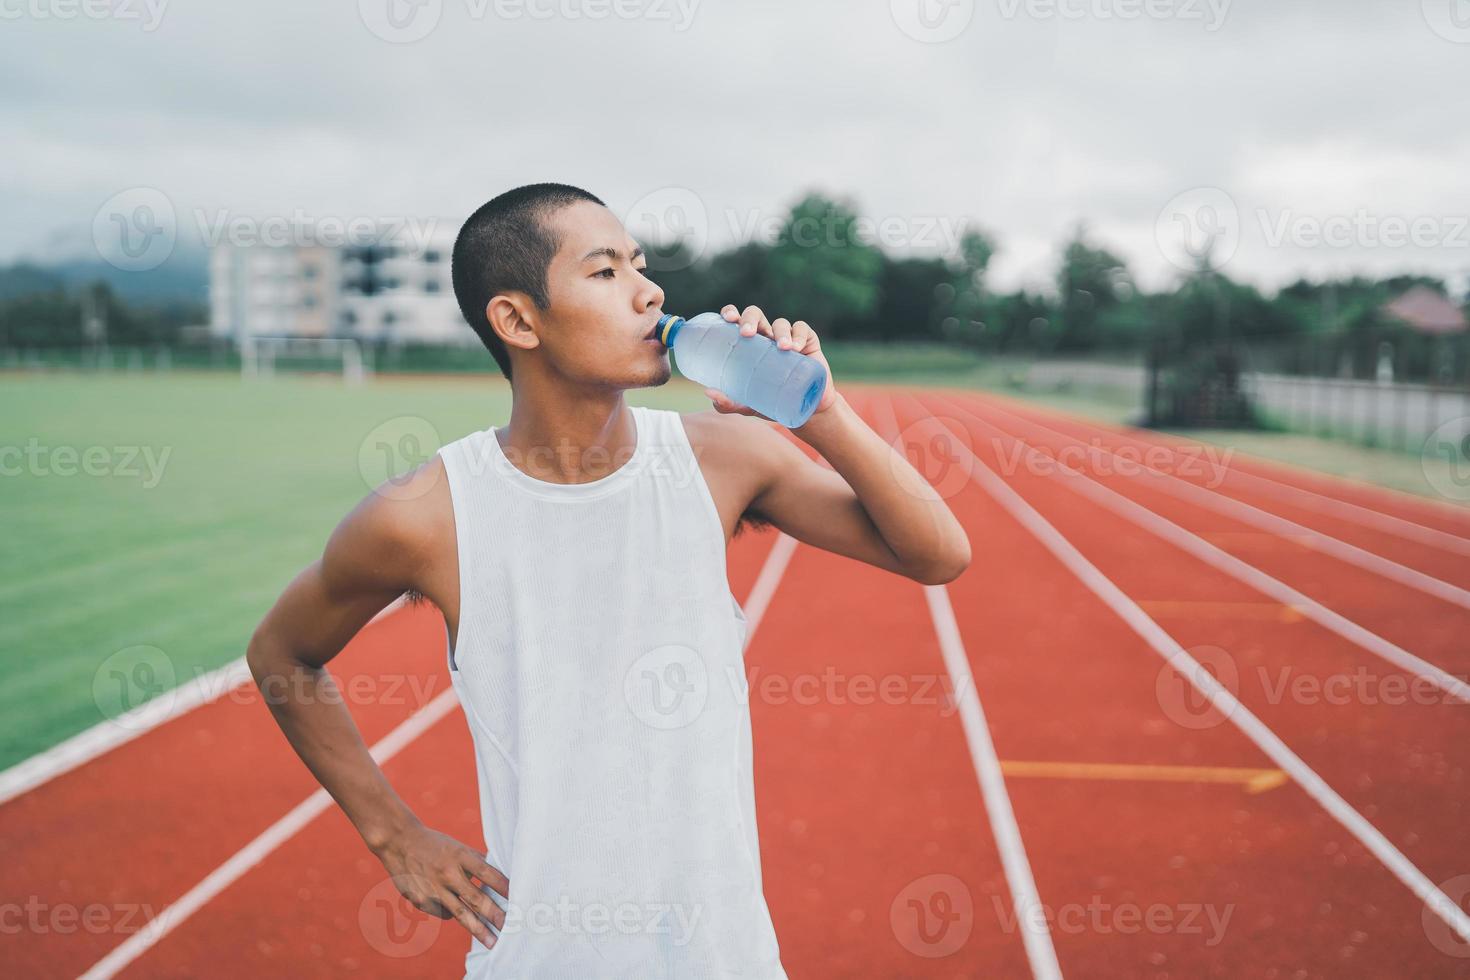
0, 371, 711, 770
2, 360, 1462, 772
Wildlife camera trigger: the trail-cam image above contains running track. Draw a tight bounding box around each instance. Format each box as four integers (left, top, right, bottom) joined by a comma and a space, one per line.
3, 382, 1468, 977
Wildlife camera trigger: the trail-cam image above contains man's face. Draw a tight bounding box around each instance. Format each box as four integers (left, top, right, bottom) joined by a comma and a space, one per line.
532, 200, 670, 390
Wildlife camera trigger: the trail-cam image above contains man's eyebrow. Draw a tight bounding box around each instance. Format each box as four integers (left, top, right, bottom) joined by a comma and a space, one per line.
580, 246, 645, 263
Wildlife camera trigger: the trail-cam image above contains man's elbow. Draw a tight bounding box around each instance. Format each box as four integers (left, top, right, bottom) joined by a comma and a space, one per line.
909, 540, 972, 586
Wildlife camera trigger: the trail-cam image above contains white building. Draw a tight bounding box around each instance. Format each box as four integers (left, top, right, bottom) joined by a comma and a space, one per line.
209, 219, 475, 346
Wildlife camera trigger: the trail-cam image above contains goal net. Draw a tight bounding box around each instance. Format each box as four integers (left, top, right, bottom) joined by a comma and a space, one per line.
241, 336, 367, 383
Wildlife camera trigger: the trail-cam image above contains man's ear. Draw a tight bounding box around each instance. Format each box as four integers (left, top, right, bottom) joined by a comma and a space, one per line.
486, 294, 540, 353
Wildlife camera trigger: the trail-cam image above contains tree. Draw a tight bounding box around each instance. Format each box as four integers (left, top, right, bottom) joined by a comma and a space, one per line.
764, 194, 882, 338
1054, 225, 1130, 351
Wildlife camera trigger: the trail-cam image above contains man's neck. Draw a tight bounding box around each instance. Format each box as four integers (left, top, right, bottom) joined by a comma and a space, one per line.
495, 383, 639, 486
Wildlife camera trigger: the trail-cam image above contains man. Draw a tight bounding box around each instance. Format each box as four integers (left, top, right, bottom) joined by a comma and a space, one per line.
246, 182, 971, 977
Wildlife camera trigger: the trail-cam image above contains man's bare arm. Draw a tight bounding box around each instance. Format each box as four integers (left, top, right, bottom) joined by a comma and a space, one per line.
705, 304, 971, 586
245, 457, 507, 947
735, 397, 972, 584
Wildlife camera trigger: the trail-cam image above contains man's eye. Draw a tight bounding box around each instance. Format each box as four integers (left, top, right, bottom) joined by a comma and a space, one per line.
594, 268, 615, 279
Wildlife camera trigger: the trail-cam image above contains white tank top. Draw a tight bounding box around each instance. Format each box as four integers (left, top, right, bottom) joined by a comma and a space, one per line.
436, 404, 787, 979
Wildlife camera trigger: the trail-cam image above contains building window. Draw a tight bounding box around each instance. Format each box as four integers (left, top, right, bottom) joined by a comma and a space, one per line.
425, 279, 441, 293
424, 250, 441, 263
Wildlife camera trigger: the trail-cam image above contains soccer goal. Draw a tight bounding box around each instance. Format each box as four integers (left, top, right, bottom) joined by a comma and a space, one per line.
241, 336, 368, 383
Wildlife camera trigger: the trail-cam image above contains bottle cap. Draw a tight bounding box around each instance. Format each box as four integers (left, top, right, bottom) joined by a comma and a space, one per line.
655, 313, 685, 347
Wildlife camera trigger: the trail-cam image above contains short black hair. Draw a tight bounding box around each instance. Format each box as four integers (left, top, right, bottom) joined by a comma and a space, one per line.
451, 182, 606, 381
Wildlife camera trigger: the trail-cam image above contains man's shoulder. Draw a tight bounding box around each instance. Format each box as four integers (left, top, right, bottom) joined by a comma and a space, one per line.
349, 453, 456, 557
676, 408, 779, 467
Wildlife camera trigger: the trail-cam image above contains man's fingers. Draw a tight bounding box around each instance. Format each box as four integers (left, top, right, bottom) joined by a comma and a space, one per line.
465, 855, 510, 900
451, 894, 498, 947
740, 304, 766, 337
771, 317, 793, 349
450, 876, 507, 931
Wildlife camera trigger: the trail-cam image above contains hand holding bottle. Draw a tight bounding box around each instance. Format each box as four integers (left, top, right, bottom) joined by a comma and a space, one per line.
704, 305, 838, 426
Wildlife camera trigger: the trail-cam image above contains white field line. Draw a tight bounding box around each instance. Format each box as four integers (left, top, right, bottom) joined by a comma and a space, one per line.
897, 392, 1470, 948
959, 392, 1470, 557
874, 393, 1063, 979
972, 399, 1470, 610
77, 688, 459, 980
0, 597, 407, 808
929, 394, 1470, 705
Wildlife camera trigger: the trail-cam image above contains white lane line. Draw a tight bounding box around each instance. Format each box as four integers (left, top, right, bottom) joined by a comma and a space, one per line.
0, 597, 410, 807
738, 532, 799, 651
900, 393, 1470, 948
77, 687, 461, 980
876, 394, 1062, 980
929, 394, 1470, 705
75, 537, 794, 978
972, 399, 1470, 610
925, 584, 1064, 980
968, 393, 1470, 557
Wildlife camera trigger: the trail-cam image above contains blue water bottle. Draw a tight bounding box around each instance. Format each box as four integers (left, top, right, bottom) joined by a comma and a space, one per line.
655, 312, 828, 429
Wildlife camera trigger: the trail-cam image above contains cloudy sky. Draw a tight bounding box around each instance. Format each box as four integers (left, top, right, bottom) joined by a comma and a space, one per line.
3, 0, 1467, 295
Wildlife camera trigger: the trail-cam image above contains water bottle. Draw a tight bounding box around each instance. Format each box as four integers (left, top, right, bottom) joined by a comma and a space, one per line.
655, 312, 828, 429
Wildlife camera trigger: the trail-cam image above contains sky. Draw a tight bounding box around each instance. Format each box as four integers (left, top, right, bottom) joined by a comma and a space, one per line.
2, 0, 1468, 297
